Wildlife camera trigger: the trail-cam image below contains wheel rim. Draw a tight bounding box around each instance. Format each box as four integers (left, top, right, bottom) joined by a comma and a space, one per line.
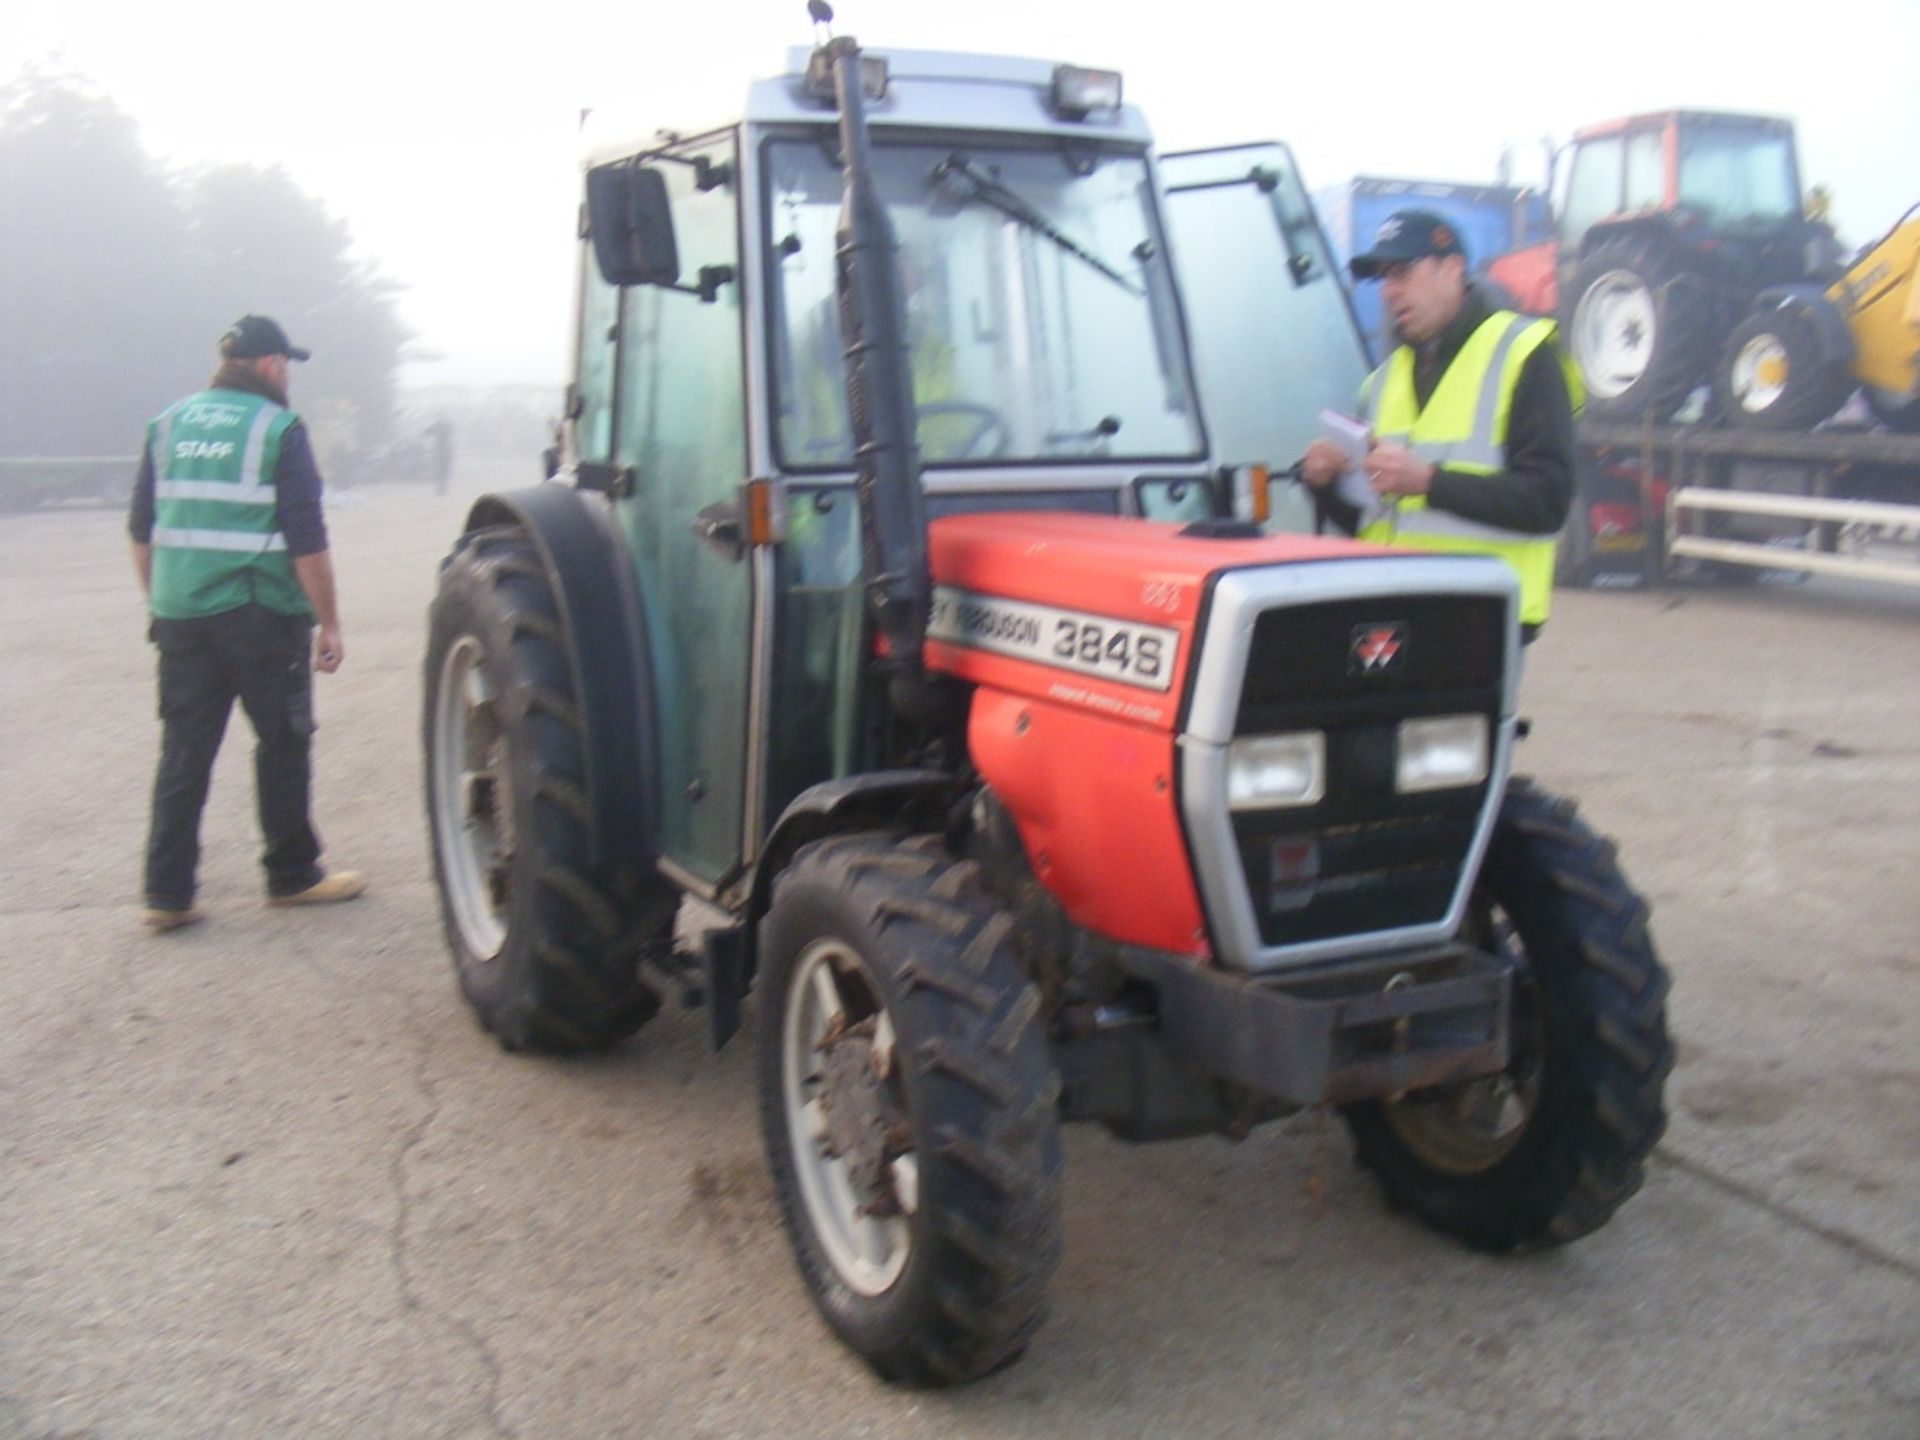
431, 635, 513, 960
1380, 911, 1543, 1175
1573, 269, 1658, 400
782, 938, 915, 1297
1730, 332, 1790, 413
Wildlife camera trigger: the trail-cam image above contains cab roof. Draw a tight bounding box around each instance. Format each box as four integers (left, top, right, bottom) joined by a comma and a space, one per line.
1572, 110, 1794, 143
583, 46, 1152, 169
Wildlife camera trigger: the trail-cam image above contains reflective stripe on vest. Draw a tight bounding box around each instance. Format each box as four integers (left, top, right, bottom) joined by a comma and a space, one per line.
152, 526, 289, 553
153, 479, 279, 505
1360, 312, 1562, 626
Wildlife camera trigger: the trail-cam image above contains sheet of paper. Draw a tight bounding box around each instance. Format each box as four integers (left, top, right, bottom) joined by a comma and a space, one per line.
1319, 409, 1379, 515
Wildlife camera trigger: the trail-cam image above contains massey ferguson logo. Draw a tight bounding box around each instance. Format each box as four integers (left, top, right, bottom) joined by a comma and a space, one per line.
1349, 622, 1408, 675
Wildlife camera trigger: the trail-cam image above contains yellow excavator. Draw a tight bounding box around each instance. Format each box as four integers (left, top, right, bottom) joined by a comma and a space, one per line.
1716, 201, 1920, 431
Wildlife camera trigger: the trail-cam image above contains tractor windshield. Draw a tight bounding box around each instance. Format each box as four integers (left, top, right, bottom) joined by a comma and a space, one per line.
1676, 123, 1799, 230
764, 135, 1205, 469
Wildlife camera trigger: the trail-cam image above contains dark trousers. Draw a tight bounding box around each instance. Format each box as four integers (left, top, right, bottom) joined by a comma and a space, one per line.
144, 605, 325, 908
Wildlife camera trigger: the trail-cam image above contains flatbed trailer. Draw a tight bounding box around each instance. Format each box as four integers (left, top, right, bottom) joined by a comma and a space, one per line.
1566, 420, 1920, 590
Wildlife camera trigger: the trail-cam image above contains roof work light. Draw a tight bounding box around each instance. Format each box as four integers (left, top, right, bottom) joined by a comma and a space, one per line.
805, 46, 890, 102
1050, 65, 1123, 120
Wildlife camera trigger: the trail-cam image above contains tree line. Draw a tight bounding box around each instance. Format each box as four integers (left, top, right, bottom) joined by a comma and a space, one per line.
0, 65, 411, 466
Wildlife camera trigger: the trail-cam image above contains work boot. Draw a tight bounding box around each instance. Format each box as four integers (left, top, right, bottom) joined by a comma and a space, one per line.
268, 871, 367, 908
142, 905, 205, 933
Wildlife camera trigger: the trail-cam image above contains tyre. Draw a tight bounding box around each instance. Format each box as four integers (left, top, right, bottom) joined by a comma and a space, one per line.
759, 832, 1063, 1385
1715, 304, 1853, 431
1564, 236, 1718, 422
1343, 778, 1672, 1252
423, 525, 666, 1052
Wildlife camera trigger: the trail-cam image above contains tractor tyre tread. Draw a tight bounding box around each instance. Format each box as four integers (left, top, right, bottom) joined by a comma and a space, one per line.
424, 526, 665, 1055
1565, 234, 1719, 422
1344, 777, 1673, 1252
760, 832, 1063, 1387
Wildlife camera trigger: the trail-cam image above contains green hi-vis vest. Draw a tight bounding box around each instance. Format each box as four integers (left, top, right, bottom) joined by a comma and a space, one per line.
146, 389, 311, 620
1360, 312, 1580, 628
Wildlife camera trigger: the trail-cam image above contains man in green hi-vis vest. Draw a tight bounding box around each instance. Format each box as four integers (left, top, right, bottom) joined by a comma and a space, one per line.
127, 315, 366, 932
1299, 209, 1580, 644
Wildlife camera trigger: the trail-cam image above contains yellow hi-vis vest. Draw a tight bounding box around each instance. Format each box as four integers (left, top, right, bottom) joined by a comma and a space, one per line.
1361, 312, 1577, 628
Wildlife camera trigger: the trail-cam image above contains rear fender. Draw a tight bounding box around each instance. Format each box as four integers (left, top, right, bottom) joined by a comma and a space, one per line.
1577, 214, 1677, 261
458, 487, 658, 882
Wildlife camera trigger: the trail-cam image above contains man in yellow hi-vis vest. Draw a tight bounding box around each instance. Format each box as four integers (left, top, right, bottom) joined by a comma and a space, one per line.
1300, 209, 1579, 642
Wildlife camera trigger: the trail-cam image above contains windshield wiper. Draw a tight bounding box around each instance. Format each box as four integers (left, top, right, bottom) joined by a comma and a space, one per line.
930, 152, 1141, 295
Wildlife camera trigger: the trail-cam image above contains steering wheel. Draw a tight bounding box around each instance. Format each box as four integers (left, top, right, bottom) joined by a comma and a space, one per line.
916, 402, 1012, 461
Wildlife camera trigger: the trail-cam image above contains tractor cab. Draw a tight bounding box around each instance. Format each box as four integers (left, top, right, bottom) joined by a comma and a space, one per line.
1557, 110, 1802, 249
563, 48, 1370, 882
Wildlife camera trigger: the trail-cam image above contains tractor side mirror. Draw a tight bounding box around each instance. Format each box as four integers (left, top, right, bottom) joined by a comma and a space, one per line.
586, 163, 679, 288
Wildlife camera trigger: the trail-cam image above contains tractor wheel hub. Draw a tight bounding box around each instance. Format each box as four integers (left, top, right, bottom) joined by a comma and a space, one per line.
816, 1018, 900, 1203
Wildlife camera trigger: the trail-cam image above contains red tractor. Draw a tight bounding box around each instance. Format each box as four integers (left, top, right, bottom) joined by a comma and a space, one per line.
1489, 110, 1832, 422
422, 27, 1672, 1383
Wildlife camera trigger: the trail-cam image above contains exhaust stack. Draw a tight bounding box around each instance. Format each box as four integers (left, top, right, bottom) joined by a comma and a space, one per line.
822, 35, 930, 680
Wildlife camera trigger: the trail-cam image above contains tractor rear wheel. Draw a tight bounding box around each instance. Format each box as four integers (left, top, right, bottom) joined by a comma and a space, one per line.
1564, 236, 1716, 422
1715, 305, 1853, 430
759, 832, 1063, 1386
423, 525, 667, 1053
1343, 779, 1673, 1251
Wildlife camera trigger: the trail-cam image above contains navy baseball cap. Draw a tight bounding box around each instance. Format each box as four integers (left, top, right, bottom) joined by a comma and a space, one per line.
1349, 209, 1466, 280
220, 314, 311, 362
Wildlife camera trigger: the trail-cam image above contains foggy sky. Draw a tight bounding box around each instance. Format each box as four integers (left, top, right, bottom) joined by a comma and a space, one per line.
8, 0, 1916, 387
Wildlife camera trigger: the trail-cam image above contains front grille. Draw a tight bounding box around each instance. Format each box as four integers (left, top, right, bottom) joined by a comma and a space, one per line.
1226, 594, 1504, 949
1236, 593, 1503, 733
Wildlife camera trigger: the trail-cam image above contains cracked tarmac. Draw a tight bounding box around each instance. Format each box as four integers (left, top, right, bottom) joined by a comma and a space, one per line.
3, 476, 1917, 1438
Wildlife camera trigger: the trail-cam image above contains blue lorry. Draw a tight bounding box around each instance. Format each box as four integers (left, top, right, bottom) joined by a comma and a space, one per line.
1312, 175, 1552, 358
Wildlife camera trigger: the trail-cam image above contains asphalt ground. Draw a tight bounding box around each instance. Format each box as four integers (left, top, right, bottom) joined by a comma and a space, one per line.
4, 472, 1917, 1439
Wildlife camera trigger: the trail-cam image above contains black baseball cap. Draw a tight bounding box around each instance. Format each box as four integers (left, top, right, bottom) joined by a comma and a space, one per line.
1349, 209, 1466, 280
220, 314, 311, 362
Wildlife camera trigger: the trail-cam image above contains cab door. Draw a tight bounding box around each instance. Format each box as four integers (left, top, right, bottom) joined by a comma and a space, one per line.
603, 131, 752, 886
1160, 143, 1371, 532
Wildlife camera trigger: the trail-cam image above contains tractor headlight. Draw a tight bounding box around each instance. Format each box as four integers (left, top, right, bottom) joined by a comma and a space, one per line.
1227, 731, 1325, 811
1396, 714, 1490, 794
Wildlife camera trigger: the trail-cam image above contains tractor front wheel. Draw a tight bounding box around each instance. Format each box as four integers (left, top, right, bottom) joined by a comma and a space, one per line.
1715, 304, 1853, 431
759, 832, 1063, 1386
1343, 779, 1673, 1251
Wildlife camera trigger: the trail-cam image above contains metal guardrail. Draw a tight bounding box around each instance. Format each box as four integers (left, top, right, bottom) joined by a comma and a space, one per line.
1667, 487, 1920, 588
1582, 422, 1920, 468
1577, 420, 1920, 589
